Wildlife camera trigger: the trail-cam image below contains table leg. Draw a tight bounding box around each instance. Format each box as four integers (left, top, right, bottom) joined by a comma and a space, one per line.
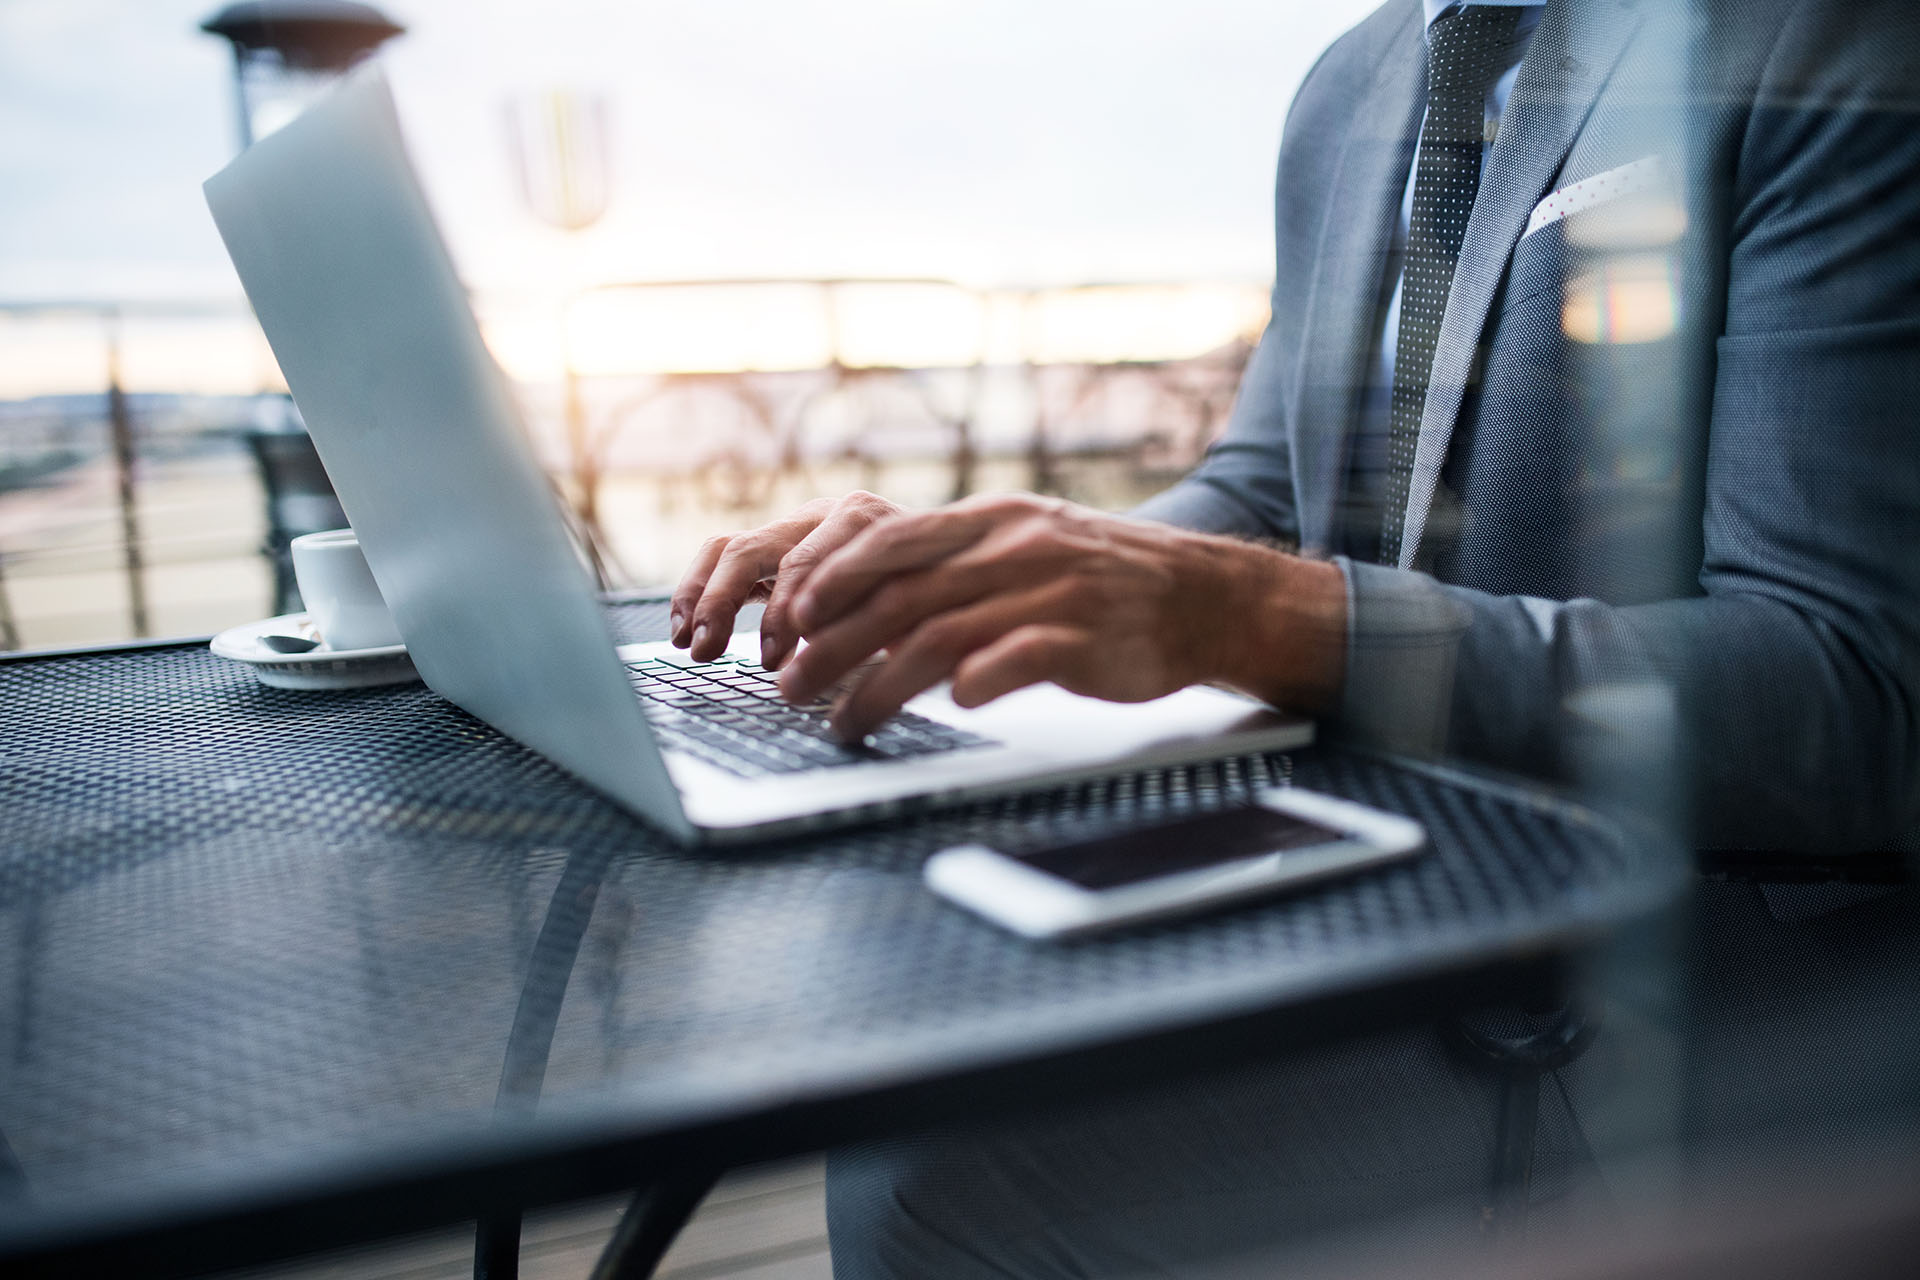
475, 849, 617, 1280
1487, 1065, 1542, 1235
588, 1171, 722, 1280
473, 1212, 522, 1280
1447, 1003, 1601, 1242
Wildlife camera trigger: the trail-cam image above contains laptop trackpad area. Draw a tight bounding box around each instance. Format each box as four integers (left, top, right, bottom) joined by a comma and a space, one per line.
923, 679, 1285, 760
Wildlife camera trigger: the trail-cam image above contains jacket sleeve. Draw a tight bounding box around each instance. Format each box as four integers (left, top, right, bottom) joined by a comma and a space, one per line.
1338, 4, 1920, 852
1130, 299, 1305, 542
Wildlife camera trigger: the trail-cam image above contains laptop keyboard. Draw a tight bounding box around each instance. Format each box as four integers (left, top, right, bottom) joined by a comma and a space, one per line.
625, 655, 996, 777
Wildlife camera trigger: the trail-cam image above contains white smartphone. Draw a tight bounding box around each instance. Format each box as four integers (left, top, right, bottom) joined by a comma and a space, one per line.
923, 786, 1426, 938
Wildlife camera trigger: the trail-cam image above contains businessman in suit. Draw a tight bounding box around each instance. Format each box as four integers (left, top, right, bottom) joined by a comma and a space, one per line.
673, 0, 1920, 1272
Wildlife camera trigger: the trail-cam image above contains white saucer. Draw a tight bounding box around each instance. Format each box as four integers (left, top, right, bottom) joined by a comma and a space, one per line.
210, 612, 421, 690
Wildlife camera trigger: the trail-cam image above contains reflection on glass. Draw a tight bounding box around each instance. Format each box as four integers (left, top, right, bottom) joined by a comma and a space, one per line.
1562, 253, 1681, 345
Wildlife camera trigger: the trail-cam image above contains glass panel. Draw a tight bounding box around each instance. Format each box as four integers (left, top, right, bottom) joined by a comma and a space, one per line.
2, 2, 1915, 1277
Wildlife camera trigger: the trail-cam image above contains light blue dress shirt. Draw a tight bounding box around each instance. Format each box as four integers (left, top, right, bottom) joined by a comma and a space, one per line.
1343, 0, 1546, 557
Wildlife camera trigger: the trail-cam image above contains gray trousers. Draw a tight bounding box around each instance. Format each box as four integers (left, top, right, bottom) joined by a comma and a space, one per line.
826, 1025, 1612, 1277
825, 884, 1920, 1278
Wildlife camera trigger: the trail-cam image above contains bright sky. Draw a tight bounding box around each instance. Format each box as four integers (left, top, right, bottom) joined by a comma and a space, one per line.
0, 0, 1379, 391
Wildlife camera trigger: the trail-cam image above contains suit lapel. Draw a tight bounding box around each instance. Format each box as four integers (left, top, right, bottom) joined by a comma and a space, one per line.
1396, 0, 1643, 569
1291, 3, 1425, 552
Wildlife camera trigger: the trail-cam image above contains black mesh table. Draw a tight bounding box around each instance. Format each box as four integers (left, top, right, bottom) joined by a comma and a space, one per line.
0, 598, 1680, 1278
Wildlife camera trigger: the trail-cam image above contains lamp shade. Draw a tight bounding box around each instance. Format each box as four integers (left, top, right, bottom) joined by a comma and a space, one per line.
200, 1, 404, 72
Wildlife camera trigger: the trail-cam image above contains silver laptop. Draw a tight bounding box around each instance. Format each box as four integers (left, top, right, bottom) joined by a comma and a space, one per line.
203, 66, 1311, 843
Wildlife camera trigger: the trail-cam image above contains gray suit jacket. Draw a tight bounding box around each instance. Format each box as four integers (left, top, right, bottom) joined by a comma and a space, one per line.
1138, 0, 1920, 853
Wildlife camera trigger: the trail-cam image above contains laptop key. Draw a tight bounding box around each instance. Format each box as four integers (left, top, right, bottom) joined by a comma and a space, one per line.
630, 655, 996, 777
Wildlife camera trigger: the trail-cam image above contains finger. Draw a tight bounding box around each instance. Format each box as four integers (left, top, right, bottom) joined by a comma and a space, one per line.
779, 548, 1048, 705
793, 495, 1048, 632
828, 585, 1073, 741
761, 499, 896, 670
690, 513, 822, 660
949, 624, 1089, 709
669, 535, 732, 647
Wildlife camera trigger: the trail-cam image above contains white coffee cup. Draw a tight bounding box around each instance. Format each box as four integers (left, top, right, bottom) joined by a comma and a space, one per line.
290, 529, 403, 651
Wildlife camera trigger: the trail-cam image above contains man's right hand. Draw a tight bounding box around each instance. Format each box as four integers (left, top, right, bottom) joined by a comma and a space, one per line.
669, 490, 904, 667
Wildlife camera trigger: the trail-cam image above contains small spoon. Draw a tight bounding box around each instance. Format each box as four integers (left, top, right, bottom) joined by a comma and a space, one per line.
259, 634, 321, 655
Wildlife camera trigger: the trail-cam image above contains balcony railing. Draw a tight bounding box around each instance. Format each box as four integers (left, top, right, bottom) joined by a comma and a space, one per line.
0, 280, 1265, 651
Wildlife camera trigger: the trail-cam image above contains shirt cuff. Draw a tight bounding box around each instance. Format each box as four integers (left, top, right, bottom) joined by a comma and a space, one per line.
1333, 557, 1473, 758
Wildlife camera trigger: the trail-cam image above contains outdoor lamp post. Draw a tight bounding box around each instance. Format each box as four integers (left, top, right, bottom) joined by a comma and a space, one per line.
200, 2, 403, 611
200, 0, 404, 149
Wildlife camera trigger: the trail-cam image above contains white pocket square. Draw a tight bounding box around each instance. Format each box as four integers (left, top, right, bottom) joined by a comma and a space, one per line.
1524, 155, 1664, 238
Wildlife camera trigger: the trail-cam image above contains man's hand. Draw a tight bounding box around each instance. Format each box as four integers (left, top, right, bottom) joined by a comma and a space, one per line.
771, 493, 1348, 742
670, 490, 904, 666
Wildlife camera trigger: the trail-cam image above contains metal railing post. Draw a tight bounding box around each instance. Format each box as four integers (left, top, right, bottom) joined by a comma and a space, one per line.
0, 549, 19, 651
104, 309, 150, 638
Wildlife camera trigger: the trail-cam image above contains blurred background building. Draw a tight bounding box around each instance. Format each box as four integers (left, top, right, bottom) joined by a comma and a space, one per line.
0, 0, 1376, 650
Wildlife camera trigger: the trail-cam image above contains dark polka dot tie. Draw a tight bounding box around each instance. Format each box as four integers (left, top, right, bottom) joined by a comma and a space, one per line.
1378, 3, 1524, 567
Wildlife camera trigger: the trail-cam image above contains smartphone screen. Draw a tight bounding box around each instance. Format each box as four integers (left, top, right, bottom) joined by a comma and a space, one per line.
1009, 805, 1349, 891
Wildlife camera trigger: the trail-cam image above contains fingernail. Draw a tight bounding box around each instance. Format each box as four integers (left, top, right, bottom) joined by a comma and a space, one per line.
670, 611, 684, 642
692, 622, 709, 652
761, 635, 777, 668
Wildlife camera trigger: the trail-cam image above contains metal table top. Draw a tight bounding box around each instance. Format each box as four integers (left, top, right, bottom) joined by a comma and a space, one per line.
0, 598, 1678, 1276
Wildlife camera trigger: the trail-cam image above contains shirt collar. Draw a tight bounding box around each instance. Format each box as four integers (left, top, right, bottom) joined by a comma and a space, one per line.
1422, 0, 1546, 28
